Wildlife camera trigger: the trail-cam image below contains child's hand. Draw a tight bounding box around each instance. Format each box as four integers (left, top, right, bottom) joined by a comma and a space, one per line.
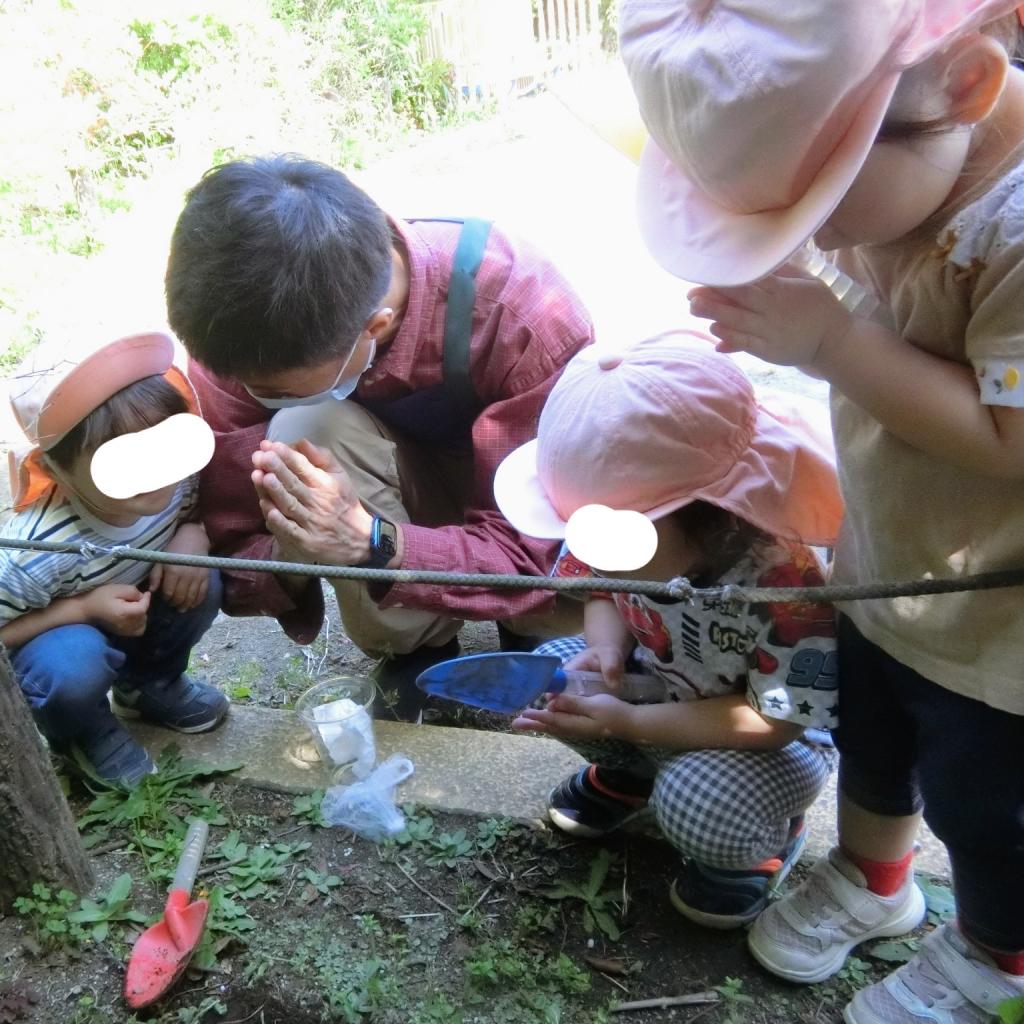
565, 645, 627, 693
687, 269, 855, 369
511, 693, 634, 741
80, 584, 151, 637
149, 523, 211, 611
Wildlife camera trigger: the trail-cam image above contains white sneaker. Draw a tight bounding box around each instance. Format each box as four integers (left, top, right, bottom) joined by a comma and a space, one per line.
844, 923, 1024, 1024
748, 847, 926, 983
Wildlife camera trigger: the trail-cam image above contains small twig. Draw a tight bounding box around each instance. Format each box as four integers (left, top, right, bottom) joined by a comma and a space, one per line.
683, 1003, 720, 1024
396, 912, 442, 920
271, 823, 309, 840
611, 991, 720, 1013
197, 856, 245, 879
460, 882, 494, 918
599, 971, 630, 994
621, 848, 630, 919
161, 983, 213, 1007
283, 864, 299, 901
222, 1005, 266, 1024
395, 861, 455, 914
88, 837, 130, 857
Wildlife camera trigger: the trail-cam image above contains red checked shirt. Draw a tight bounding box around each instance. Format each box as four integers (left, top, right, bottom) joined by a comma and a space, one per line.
190, 217, 594, 643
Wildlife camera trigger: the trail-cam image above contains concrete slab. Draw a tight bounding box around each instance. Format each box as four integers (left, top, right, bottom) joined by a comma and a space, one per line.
126, 705, 585, 825
125, 706, 951, 878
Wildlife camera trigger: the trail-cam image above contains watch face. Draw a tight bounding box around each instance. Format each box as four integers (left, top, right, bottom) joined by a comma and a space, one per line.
376, 519, 398, 559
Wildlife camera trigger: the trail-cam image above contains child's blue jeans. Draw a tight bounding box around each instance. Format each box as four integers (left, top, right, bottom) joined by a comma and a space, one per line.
11, 572, 221, 743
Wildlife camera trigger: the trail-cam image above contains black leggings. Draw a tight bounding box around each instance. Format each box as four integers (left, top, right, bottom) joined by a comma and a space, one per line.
833, 615, 1024, 952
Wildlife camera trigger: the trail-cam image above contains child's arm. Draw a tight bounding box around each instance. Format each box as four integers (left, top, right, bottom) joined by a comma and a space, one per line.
561, 597, 636, 689
688, 275, 1024, 479
513, 689, 803, 750
0, 585, 150, 650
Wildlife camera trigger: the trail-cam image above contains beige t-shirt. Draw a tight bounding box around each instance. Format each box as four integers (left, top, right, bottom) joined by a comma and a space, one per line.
832, 156, 1024, 715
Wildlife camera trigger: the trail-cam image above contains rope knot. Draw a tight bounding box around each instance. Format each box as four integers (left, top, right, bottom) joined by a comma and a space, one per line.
665, 576, 695, 603
718, 584, 745, 617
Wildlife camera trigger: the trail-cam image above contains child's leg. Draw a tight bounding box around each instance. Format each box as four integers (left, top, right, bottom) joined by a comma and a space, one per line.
12, 624, 153, 786
749, 616, 928, 982
114, 570, 222, 687
535, 636, 658, 837
656, 740, 834, 929
111, 571, 228, 733
13, 624, 124, 740
842, 655, 1024, 1024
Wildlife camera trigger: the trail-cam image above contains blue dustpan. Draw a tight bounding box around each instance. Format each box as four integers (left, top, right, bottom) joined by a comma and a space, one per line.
415, 652, 666, 714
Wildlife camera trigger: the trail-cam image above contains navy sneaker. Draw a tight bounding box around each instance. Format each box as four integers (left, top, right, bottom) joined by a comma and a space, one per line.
374, 638, 461, 724
670, 816, 807, 930
63, 721, 156, 789
547, 765, 652, 838
113, 675, 229, 734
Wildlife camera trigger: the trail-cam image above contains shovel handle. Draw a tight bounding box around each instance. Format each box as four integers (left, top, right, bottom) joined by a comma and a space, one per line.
555, 669, 668, 704
171, 820, 209, 895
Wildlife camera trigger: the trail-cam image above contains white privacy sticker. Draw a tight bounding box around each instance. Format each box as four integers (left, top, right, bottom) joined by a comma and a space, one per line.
564, 503, 658, 572
90, 413, 215, 499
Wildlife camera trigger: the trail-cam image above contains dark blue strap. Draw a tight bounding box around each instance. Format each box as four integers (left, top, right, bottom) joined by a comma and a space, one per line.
441, 217, 491, 418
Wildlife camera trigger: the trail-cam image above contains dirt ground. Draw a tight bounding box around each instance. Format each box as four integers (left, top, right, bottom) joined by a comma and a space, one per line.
188, 583, 511, 731
0, 765, 953, 1024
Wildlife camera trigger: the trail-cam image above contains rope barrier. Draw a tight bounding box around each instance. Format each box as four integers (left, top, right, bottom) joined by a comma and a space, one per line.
2, 535, 1023, 605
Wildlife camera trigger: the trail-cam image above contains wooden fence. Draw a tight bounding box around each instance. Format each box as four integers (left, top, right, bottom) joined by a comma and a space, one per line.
420, 0, 604, 103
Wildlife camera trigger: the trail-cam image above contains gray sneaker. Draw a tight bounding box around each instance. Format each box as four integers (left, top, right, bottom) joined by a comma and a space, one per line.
65, 721, 156, 789
748, 847, 926, 983
113, 675, 229, 734
844, 923, 1024, 1024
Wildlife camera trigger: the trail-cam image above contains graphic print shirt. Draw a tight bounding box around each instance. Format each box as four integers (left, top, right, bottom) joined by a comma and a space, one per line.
593, 540, 838, 735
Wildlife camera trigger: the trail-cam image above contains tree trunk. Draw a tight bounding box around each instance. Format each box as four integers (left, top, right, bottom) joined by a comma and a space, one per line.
0, 649, 92, 909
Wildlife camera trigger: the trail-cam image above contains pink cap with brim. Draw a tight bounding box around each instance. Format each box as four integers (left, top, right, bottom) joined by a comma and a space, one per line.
621, 0, 1024, 286
10, 332, 176, 451
493, 332, 843, 549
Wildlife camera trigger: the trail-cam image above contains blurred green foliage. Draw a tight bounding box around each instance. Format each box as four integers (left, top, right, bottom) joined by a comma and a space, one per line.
0, 0, 460, 368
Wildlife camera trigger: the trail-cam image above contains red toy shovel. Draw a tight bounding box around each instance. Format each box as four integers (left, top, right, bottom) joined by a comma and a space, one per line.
124, 819, 209, 1009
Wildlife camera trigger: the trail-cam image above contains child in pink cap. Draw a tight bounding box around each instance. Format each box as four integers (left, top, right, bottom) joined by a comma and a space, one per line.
495, 331, 844, 931
621, 0, 1024, 1019
2, 333, 227, 788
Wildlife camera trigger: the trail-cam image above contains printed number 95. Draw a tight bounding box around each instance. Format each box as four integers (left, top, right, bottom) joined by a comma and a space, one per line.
785, 649, 838, 691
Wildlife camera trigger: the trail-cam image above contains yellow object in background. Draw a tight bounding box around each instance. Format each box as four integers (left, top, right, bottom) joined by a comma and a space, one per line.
549, 63, 648, 166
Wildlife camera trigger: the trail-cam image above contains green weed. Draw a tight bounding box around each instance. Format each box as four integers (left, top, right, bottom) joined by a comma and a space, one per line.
298, 867, 342, 903
14, 874, 146, 951
539, 849, 623, 940
66, 872, 148, 943
997, 996, 1024, 1024
222, 841, 311, 900
291, 789, 328, 828
190, 887, 257, 971
713, 977, 756, 1024
224, 659, 263, 701
77, 746, 239, 883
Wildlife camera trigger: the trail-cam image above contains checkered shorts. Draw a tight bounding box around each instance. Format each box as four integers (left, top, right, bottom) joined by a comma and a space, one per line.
535, 636, 835, 869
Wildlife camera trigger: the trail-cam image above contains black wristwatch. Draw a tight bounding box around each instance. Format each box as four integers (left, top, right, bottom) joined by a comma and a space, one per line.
365, 515, 399, 568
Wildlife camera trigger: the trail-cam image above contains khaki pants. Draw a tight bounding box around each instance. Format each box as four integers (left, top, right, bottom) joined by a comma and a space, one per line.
268, 401, 581, 658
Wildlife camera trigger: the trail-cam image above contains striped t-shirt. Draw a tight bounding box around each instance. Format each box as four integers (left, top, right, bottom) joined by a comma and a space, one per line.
0, 478, 197, 625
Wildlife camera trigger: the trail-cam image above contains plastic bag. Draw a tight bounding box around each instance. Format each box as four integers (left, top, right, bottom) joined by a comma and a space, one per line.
320, 753, 415, 842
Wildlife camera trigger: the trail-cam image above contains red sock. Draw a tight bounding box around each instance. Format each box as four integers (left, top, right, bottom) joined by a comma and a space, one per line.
841, 848, 912, 896
966, 930, 1024, 976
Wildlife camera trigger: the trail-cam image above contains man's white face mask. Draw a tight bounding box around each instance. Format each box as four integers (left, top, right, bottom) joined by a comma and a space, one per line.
244, 337, 378, 410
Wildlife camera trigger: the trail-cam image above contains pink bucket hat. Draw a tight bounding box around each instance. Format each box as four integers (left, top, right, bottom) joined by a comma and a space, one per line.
620, 0, 1024, 286
493, 332, 843, 549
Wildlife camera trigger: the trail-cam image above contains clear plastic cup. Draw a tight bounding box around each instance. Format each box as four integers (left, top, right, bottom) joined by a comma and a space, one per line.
293, 676, 376, 776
